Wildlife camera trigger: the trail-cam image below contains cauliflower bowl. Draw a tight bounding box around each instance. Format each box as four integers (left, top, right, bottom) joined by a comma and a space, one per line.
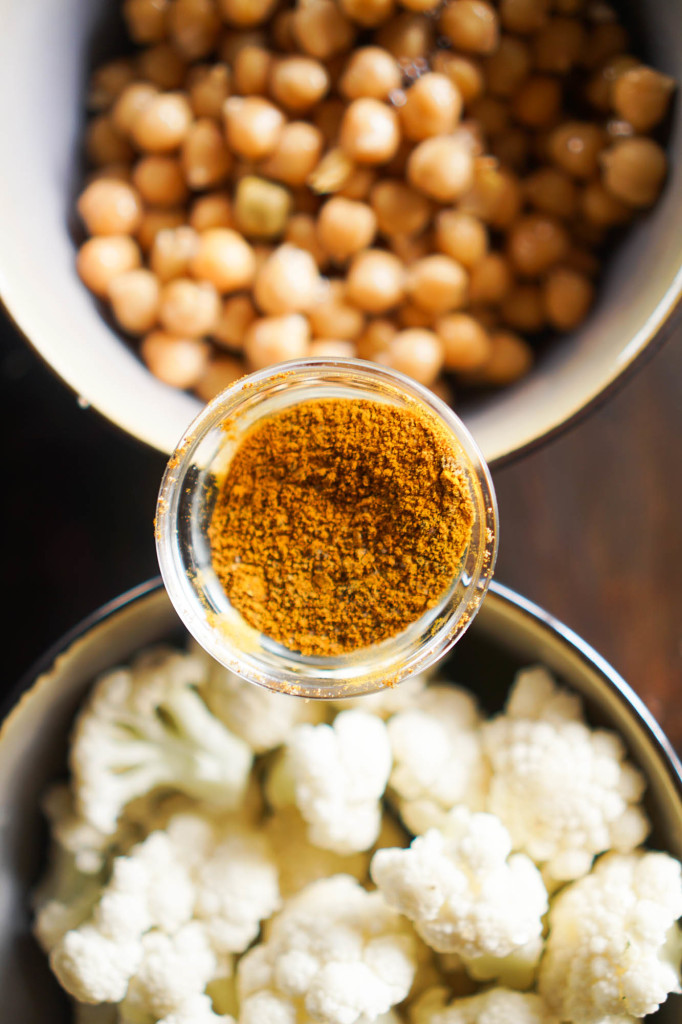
1, 577, 681, 1023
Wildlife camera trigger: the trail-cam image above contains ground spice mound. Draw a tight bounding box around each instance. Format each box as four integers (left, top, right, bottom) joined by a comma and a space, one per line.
208, 398, 475, 657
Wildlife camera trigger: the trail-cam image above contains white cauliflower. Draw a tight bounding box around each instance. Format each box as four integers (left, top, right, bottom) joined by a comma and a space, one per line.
410, 985, 559, 1024
156, 995, 236, 1023
266, 710, 392, 854
539, 850, 682, 1023
238, 874, 420, 1024
370, 806, 548, 978
387, 686, 489, 835
71, 647, 253, 834
265, 807, 370, 897
483, 666, 650, 884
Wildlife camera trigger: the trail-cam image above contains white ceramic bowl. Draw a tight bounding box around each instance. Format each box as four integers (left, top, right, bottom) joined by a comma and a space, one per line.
1, 579, 681, 1020
0, 1, 680, 464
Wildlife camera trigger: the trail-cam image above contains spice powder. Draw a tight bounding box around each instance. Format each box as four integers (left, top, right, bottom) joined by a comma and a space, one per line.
208, 398, 474, 657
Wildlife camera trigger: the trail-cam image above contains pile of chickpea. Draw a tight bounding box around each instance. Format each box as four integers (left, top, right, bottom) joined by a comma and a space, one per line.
76, 0, 675, 402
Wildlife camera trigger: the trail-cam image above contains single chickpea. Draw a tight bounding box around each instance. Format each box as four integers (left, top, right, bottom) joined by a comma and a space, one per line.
459, 159, 522, 228
435, 210, 488, 268
77, 236, 142, 297
189, 192, 233, 231
432, 52, 484, 105
407, 135, 475, 202
339, 47, 401, 101
150, 226, 200, 281
261, 123, 324, 188
467, 252, 512, 304
399, 73, 463, 141
398, 302, 436, 328
187, 64, 231, 119
346, 249, 405, 312
141, 331, 211, 388
339, 0, 396, 27
234, 176, 292, 239
389, 232, 433, 266
499, 0, 549, 34
108, 268, 161, 334
123, 0, 169, 44
491, 128, 529, 172
159, 277, 221, 335
168, 0, 221, 59
436, 312, 492, 371
131, 93, 194, 152
244, 313, 311, 369
137, 208, 186, 251
308, 280, 365, 339
369, 181, 432, 238
223, 96, 284, 161
548, 121, 605, 179
533, 17, 585, 74
581, 179, 632, 227
112, 82, 158, 135
133, 155, 188, 206
253, 244, 322, 314
86, 115, 134, 166
308, 339, 357, 357
582, 21, 628, 70
284, 214, 329, 269
500, 284, 545, 332
190, 227, 256, 292
339, 99, 401, 165
231, 46, 272, 96
181, 119, 232, 190
600, 137, 668, 209
213, 294, 257, 349
543, 266, 594, 330
292, 0, 356, 59
468, 95, 510, 137
524, 167, 578, 220
218, 0, 277, 27
511, 75, 562, 129
77, 179, 143, 236
483, 35, 531, 97
381, 328, 444, 386
584, 55, 638, 113
338, 166, 377, 200
440, 0, 499, 54
355, 317, 396, 358
307, 148, 355, 195
612, 65, 676, 133
507, 214, 570, 278
195, 355, 246, 400
317, 197, 377, 262
405, 255, 469, 315
136, 43, 187, 90
269, 57, 330, 113
88, 60, 136, 112
376, 12, 434, 60
470, 329, 533, 385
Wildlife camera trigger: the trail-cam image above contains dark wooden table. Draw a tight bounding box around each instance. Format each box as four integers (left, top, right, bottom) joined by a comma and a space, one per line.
1, 317, 680, 746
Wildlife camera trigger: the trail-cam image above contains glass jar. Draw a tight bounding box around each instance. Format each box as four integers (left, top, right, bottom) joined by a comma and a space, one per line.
156, 358, 498, 698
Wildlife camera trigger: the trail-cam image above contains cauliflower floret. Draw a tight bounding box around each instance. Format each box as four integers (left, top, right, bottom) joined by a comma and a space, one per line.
265, 807, 370, 897
410, 985, 559, 1024
387, 686, 489, 835
266, 710, 392, 854
370, 807, 548, 977
539, 850, 682, 1023
157, 994, 236, 1023
238, 875, 420, 1024
483, 669, 650, 885
71, 647, 253, 834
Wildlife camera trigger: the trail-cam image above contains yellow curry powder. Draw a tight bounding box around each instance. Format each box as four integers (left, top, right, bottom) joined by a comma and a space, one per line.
208, 398, 474, 657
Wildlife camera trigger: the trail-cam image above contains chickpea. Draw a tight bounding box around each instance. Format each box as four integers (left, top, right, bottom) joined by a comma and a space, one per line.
307, 148, 355, 195
123, 0, 169, 45
484, 35, 531, 97
86, 116, 134, 166
218, 0, 277, 27
223, 97, 284, 161
244, 313, 311, 369
584, 55, 638, 113
88, 59, 136, 112
440, 1, 499, 55
187, 64, 231, 119
308, 339, 357, 358
254, 244, 322, 315
370, 181, 431, 238
543, 266, 594, 331
136, 43, 187, 90
436, 312, 491, 371
133, 156, 188, 206
168, 0, 220, 59
468, 96, 510, 137
86, 163, 133, 185
317, 197, 377, 262
338, 166, 377, 201
399, 73, 463, 142
500, 284, 545, 332
600, 137, 668, 209
131, 93, 193, 153
355, 318, 396, 358
269, 57, 330, 113
112, 82, 158, 135
339, 99, 401, 165
77, 235, 142, 297
137, 208, 186, 251
150, 226, 200, 281
190, 227, 256, 292
581, 179, 631, 227
533, 17, 585, 74
141, 331, 211, 388
548, 121, 605, 179
582, 21, 628, 70
471, 329, 533, 385
292, 0, 356, 60
389, 232, 433, 266
213, 294, 256, 349
507, 214, 569, 278
612, 65, 676, 133
339, 47, 401, 101
195, 354, 246, 400
512, 75, 562, 129
189, 192, 233, 231
232, 46, 272, 96
308, 280, 365, 340
284, 214, 329, 269
405, 255, 469, 315
340, 0, 396, 27
398, 302, 435, 328
376, 12, 434, 60
234, 176, 292, 239
180, 120, 231, 191
432, 52, 484, 105
499, 0, 549, 34
346, 249, 405, 312
459, 159, 522, 229
467, 252, 512, 304
261, 123, 324, 187
382, 328, 444, 386
524, 167, 578, 219
108, 268, 161, 334
159, 277, 221, 336
407, 135, 474, 202
77, 179, 143, 236
435, 210, 488, 269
